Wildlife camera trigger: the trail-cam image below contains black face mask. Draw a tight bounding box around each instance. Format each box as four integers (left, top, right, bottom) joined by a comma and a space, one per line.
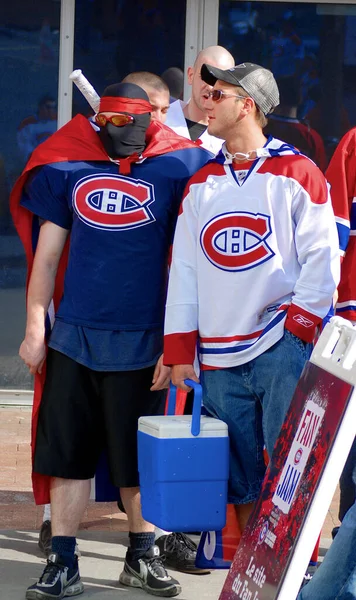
97, 112, 150, 159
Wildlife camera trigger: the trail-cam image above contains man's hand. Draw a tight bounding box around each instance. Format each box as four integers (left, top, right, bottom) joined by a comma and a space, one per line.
19, 335, 46, 375
150, 354, 171, 391
171, 364, 199, 391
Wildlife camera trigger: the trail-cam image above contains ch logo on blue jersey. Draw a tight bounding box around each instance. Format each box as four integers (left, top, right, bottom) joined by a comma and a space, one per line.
73, 174, 155, 230
200, 211, 274, 271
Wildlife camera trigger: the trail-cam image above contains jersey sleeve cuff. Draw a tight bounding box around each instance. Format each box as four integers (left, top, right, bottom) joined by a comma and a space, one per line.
163, 331, 198, 365
285, 304, 321, 343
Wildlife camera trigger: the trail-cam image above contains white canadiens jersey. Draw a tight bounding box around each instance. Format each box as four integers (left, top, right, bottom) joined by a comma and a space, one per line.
164, 138, 340, 369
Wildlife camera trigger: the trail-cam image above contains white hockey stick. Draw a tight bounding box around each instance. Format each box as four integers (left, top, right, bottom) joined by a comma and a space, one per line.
69, 69, 100, 113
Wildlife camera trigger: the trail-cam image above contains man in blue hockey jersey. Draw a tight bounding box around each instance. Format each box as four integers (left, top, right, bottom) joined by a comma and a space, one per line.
12, 82, 211, 599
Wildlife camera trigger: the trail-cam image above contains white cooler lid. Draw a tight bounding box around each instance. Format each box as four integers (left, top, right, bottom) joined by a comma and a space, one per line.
138, 415, 228, 439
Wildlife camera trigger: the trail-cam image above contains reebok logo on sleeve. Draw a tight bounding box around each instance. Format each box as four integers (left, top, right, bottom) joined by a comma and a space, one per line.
292, 314, 314, 328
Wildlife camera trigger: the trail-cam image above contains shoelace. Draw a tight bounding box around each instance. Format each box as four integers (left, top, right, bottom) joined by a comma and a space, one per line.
39, 560, 65, 585
147, 555, 169, 579
173, 532, 197, 553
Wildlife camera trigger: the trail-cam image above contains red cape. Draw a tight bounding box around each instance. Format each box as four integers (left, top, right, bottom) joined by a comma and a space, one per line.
10, 114, 199, 504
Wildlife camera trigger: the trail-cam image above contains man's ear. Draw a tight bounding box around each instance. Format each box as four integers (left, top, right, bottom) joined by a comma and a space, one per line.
243, 96, 255, 115
187, 66, 194, 86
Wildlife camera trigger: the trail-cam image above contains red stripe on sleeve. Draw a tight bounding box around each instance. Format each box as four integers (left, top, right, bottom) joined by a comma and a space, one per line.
285, 304, 321, 342
163, 331, 198, 365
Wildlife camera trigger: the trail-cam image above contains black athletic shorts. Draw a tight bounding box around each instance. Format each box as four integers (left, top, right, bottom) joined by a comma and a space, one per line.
34, 348, 166, 487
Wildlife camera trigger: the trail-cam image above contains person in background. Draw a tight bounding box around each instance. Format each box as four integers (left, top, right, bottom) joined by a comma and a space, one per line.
161, 67, 184, 101
298, 53, 320, 120
265, 76, 327, 171
165, 45, 234, 154
269, 16, 305, 78
304, 84, 351, 143
122, 71, 170, 123
17, 95, 57, 163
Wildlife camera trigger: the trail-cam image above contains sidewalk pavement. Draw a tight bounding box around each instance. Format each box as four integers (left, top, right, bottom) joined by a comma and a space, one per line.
0, 407, 339, 599
0, 529, 227, 600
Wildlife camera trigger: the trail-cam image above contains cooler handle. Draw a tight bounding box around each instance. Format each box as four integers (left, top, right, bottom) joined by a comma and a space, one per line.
167, 379, 202, 437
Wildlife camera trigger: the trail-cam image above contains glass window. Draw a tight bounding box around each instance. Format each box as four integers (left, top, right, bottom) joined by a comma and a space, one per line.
72, 0, 186, 116
0, 1, 60, 389
219, 0, 356, 167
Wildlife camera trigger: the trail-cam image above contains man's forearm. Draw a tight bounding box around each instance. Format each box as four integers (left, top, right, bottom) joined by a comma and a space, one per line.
25, 258, 57, 340
24, 221, 69, 340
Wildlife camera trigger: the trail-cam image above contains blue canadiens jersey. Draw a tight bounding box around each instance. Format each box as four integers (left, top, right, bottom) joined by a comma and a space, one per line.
21, 147, 211, 331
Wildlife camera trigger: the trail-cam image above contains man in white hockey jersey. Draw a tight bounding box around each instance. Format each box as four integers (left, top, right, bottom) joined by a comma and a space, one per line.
165, 45, 234, 154
163, 62, 340, 532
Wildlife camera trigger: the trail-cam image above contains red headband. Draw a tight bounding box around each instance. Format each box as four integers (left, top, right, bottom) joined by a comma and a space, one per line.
99, 96, 152, 114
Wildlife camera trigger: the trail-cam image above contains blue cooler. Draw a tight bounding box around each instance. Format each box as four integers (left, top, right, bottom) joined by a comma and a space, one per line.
138, 380, 229, 532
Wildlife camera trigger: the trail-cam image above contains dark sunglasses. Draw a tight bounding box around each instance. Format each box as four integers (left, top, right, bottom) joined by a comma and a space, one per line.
95, 113, 134, 127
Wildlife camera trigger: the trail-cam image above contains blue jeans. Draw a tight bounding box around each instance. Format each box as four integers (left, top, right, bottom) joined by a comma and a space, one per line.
201, 330, 312, 504
340, 437, 356, 521
298, 500, 356, 600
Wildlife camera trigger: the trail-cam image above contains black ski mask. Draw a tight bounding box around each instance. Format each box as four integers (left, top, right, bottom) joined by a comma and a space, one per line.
97, 83, 151, 159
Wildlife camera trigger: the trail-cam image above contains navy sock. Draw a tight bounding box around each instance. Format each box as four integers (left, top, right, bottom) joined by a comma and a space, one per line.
51, 536, 76, 569
128, 532, 156, 561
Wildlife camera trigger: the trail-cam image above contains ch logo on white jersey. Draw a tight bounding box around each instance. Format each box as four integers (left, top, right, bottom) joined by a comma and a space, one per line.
200, 211, 274, 271
73, 174, 155, 231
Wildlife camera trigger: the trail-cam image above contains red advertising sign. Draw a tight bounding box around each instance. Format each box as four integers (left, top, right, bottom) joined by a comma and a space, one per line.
219, 318, 356, 600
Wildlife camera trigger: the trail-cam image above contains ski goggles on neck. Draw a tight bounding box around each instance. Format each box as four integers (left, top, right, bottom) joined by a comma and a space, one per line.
95, 113, 134, 127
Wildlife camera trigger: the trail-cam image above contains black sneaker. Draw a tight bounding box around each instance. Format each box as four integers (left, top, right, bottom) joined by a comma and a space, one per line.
119, 545, 181, 597
26, 553, 84, 599
156, 533, 210, 575
38, 520, 52, 557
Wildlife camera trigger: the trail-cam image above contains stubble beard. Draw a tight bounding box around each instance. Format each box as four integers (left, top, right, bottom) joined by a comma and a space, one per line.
207, 121, 225, 140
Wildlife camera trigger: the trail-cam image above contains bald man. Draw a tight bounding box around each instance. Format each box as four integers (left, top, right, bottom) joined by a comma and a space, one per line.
122, 71, 170, 124
165, 45, 234, 153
